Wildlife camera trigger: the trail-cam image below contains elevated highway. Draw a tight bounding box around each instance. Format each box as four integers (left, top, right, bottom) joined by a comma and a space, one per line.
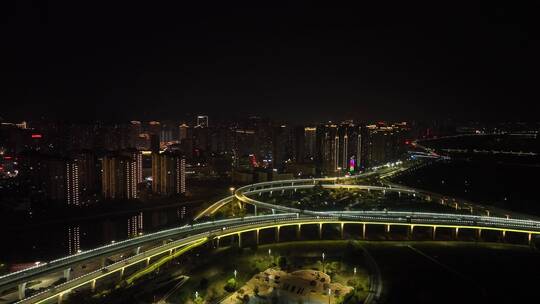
4, 170, 540, 303
4, 210, 540, 304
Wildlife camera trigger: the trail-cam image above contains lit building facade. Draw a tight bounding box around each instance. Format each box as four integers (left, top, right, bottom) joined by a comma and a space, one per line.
197, 115, 209, 128
151, 152, 186, 196
101, 151, 141, 200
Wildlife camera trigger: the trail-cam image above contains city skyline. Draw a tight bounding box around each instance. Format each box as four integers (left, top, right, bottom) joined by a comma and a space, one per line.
2, 3, 540, 304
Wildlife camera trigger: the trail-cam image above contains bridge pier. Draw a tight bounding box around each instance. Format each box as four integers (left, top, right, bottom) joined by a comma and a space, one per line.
275, 226, 281, 243
501, 230, 506, 242
63, 268, 72, 281
91, 279, 96, 292
528, 233, 532, 245
296, 224, 301, 240
362, 223, 366, 239
216, 237, 220, 248
386, 224, 391, 234
272, 209, 275, 215
18, 282, 27, 300
407, 225, 414, 240
340, 223, 345, 239
238, 233, 242, 247
134, 246, 141, 255
146, 257, 150, 267
318, 223, 323, 239
119, 267, 125, 279
477, 229, 482, 240
455, 227, 459, 240
254, 205, 257, 216
432, 226, 437, 240
255, 229, 259, 245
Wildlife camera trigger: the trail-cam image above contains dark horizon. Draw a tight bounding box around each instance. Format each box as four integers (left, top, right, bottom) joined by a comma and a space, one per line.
3, 2, 539, 123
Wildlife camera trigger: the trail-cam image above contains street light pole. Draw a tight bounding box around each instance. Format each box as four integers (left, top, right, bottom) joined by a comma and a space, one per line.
328, 288, 331, 304
322, 252, 325, 272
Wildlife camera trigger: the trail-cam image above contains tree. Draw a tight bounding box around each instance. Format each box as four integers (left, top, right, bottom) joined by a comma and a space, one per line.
224, 278, 237, 292
277, 256, 287, 269
198, 278, 209, 290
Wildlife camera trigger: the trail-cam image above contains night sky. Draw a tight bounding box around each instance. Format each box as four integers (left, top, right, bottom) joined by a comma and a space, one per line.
2, 2, 538, 123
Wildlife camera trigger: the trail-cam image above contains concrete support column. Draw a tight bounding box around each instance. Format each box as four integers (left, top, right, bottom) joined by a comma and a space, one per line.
340, 223, 345, 239
63, 268, 71, 281
296, 224, 301, 240
386, 224, 391, 233
58, 292, 64, 304
238, 233, 242, 247
502, 230, 506, 242
275, 226, 280, 243
432, 226, 437, 240
119, 267, 125, 279
455, 227, 459, 240
362, 223, 366, 240
318, 223, 323, 239
409, 225, 415, 240
135, 246, 141, 255
18, 282, 27, 300
91, 279, 96, 292
254, 205, 257, 216
477, 229, 482, 240
272, 209, 276, 215
100, 257, 106, 268
528, 233, 532, 245
146, 257, 150, 267
216, 237, 220, 248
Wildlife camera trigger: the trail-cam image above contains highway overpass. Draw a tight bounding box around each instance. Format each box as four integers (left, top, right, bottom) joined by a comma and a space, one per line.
4, 172, 540, 303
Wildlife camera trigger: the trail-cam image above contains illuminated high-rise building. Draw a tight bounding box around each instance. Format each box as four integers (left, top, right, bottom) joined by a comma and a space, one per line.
304, 127, 317, 160
122, 149, 143, 183
19, 153, 82, 205
101, 152, 140, 200
127, 212, 143, 238
179, 123, 189, 141
147, 121, 161, 135
341, 133, 348, 170
316, 124, 339, 175
73, 151, 99, 198
129, 121, 142, 148
151, 152, 186, 196
68, 225, 80, 255
197, 115, 209, 128
66, 160, 80, 206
